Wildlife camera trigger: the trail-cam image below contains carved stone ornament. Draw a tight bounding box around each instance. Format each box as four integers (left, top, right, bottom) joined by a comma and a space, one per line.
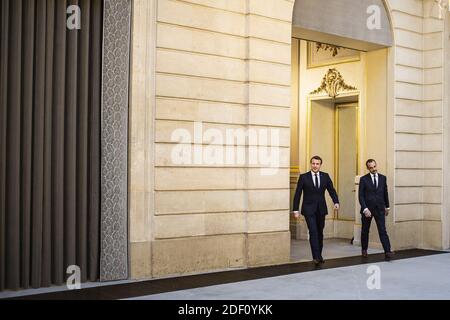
434, 0, 449, 20
310, 68, 357, 98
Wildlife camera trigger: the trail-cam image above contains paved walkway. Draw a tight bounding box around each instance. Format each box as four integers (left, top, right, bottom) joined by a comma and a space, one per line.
2, 244, 447, 300
128, 253, 450, 300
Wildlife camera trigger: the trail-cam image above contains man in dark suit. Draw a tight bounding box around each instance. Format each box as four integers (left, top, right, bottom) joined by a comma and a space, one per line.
293, 156, 339, 265
359, 159, 394, 260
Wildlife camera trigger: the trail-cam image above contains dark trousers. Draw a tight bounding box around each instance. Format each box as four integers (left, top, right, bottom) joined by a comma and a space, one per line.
304, 209, 325, 260
361, 208, 391, 253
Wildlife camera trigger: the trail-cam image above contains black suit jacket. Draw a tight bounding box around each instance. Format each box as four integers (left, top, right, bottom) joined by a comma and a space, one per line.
358, 173, 390, 214
293, 171, 339, 216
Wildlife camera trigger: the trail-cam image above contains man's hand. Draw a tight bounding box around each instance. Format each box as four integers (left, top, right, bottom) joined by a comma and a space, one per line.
385, 208, 390, 216
293, 211, 300, 219
363, 208, 372, 218
334, 203, 339, 210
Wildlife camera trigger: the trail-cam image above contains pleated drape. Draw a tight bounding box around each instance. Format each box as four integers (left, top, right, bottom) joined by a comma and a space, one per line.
0, 0, 103, 291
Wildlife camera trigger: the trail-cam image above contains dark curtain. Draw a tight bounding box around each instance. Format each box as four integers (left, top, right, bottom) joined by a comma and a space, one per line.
0, 0, 103, 291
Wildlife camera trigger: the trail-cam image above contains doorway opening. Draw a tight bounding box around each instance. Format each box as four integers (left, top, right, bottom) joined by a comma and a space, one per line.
290, 38, 389, 262
289, 0, 394, 262
291, 94, 371, 262
309, 96, 359, 226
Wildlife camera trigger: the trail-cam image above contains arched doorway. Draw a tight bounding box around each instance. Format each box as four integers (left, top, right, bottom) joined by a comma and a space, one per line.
289, 0, 394, 261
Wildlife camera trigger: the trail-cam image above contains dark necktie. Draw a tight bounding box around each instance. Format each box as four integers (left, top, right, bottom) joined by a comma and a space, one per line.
373, 174, 377, 189
315, 173, 319, 189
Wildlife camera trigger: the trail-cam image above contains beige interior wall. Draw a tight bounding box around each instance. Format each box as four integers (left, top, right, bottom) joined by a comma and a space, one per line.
358, 48, 389, 249
290, 38, 301, 238
365, 50, 388, 175
291, 39, 300, 171
335, 103, 359, 239
337, 103, 358, 221
310, 101, 335, 178
310, 100, 337, 238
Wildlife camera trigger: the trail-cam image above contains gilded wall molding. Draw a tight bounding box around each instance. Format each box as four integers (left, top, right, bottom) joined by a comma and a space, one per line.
315, 42, 343, 57
310, 68, 357, 98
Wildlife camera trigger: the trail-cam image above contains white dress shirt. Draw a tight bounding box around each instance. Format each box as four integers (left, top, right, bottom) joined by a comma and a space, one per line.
311, 171, 320, 188
371, 173, 378, 188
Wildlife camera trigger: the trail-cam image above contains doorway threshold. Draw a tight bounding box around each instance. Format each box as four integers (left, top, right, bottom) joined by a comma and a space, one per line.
290, 238, 384, 262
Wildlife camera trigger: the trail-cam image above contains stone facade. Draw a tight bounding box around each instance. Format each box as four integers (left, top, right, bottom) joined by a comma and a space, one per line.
128, 0, 449, 279
391, 0, 446, 250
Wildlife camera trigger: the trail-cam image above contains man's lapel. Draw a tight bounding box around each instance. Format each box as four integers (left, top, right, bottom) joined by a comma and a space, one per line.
367, 173, 376, 190
307, 172, 314, 189
306, 171, 314, 189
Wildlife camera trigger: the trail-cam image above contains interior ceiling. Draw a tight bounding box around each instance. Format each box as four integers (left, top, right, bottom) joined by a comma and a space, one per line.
292, 0, 393, 52
292, 27, 385, 52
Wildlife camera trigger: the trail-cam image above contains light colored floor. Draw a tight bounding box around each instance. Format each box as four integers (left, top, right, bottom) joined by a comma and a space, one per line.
128, 253, 450, 300
290, 238, 383, 262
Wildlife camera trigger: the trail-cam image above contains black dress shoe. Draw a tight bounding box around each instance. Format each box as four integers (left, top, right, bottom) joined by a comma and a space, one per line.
362, 250, 368, 258
312, 259, 321, 266
385, 251, 395, 261
319, 257, 325, 263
